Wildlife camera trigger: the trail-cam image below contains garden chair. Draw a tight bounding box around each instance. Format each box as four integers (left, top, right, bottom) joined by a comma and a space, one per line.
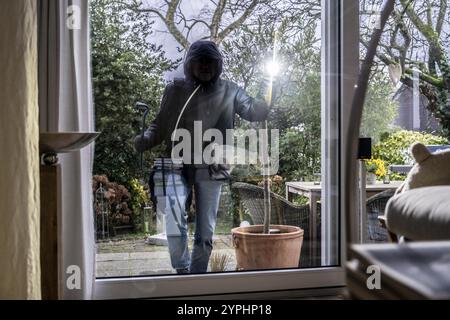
231, 182, 320, 267
365, 189, 395, 243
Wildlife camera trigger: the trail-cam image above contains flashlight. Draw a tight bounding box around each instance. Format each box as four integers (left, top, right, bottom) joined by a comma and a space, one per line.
266, 61, 280, 78
135, 101, 150, 171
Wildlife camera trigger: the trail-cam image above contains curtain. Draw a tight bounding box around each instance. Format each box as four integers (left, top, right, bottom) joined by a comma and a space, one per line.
38, 0, 95, 299
0, 0, 41, 300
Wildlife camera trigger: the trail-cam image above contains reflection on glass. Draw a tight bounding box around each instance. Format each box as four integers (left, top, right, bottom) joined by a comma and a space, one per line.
92, 0, 328, 278
359, 0, 449, 244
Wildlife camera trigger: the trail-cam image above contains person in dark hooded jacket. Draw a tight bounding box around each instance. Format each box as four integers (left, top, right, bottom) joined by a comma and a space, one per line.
135, 40, 269, 274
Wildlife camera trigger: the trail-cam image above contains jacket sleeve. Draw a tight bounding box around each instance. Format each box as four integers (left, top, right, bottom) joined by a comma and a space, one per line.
141, 84, 172, 150
234, 86, 270, 122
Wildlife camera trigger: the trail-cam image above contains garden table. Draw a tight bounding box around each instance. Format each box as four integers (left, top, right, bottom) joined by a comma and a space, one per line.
285, 181, 403, 256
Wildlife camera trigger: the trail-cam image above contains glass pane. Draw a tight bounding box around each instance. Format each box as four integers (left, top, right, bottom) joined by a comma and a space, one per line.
91, 0, 339, 278
359, 0, 450, 243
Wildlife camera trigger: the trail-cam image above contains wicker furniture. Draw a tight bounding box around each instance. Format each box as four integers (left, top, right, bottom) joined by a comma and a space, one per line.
285, 182, 321, 249
285, 181, 401, 244
365, 189, 395, 243
231, 182, 320, 267
232, 182, 395, 269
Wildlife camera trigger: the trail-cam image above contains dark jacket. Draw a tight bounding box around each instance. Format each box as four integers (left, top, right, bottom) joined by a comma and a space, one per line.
136, 40, 269, 163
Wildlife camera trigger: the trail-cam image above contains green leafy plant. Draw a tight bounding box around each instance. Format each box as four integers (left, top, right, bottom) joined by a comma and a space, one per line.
365, 158, 387, 178
128, 178, 150, 233
278, 127, 320, 183
360, 73, 398, 142
91, 0, 178, 187
373, 130, 448, 180
373, 130, 448, 165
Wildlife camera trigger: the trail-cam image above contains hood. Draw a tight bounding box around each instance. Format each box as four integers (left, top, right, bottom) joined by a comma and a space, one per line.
184, 40, 223, 85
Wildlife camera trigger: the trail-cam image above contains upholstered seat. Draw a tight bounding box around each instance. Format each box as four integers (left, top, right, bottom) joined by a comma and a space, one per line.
231, 182, 319, 267
385, 186, 450, 241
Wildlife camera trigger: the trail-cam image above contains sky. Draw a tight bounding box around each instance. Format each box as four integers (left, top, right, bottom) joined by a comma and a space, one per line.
144, 0, 450, 81
144, 0, 214, 80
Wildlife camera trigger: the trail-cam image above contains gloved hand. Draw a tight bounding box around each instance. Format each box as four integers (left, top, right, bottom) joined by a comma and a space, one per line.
256, 76, 277, 102
134, 134, 151, 153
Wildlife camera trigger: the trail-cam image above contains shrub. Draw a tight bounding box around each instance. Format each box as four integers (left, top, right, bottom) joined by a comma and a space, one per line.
373, 130, 448, 165
372, 130, 448, 181
278, 128, 320, 182
91, 0, 178, 187
92, 175, 132, 232
128, 178, 150, 232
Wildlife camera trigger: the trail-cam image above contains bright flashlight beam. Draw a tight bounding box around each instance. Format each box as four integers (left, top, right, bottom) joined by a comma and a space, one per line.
266, 61, 280, 78
265, 30, 279, 105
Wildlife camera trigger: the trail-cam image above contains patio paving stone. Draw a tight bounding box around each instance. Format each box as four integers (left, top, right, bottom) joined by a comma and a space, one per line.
96, 234, 237, 277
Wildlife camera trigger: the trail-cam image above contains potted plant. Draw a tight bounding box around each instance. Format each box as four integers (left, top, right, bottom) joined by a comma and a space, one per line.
230, 119, 304, 271
231, 223, 304, 270
365, 158, 386, 184
231, 25, 306, 270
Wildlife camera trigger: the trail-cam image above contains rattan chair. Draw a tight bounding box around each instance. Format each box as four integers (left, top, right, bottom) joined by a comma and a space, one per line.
231, 182, 319, 267
365, 189, 395, 243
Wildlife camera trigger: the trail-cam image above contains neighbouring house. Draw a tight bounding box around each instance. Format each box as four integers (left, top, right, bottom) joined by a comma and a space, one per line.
393, 84, 441, 132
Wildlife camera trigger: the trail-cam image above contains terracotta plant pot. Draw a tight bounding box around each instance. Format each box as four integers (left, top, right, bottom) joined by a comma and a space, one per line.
231, 224, 304, 270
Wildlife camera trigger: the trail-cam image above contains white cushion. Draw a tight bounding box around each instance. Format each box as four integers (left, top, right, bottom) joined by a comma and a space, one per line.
386, 186, 450, 240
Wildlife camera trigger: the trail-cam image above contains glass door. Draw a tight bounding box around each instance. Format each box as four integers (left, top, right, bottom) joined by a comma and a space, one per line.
357, 0, 450, 244
92, 0, 359, 299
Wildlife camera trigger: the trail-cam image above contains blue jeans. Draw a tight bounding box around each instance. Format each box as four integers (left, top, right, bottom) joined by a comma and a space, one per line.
153, 168, 223, 273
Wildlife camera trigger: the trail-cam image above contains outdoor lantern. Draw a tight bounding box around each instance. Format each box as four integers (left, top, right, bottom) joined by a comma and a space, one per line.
95, 183, 110, 240
143, 205, 152, 233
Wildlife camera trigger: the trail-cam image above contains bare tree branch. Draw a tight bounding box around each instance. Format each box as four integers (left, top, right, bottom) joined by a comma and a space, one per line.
137, 8, 166, 23
400, 0, 450, 87
211, 0, 227, 41
426, 0, 433, 28
389, 9, 412, 72
133, 0, 190, 49
164, 0, 190, 49
361, 39, 444, 88
216, 0, 259, 44
436, 0, 448, 35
